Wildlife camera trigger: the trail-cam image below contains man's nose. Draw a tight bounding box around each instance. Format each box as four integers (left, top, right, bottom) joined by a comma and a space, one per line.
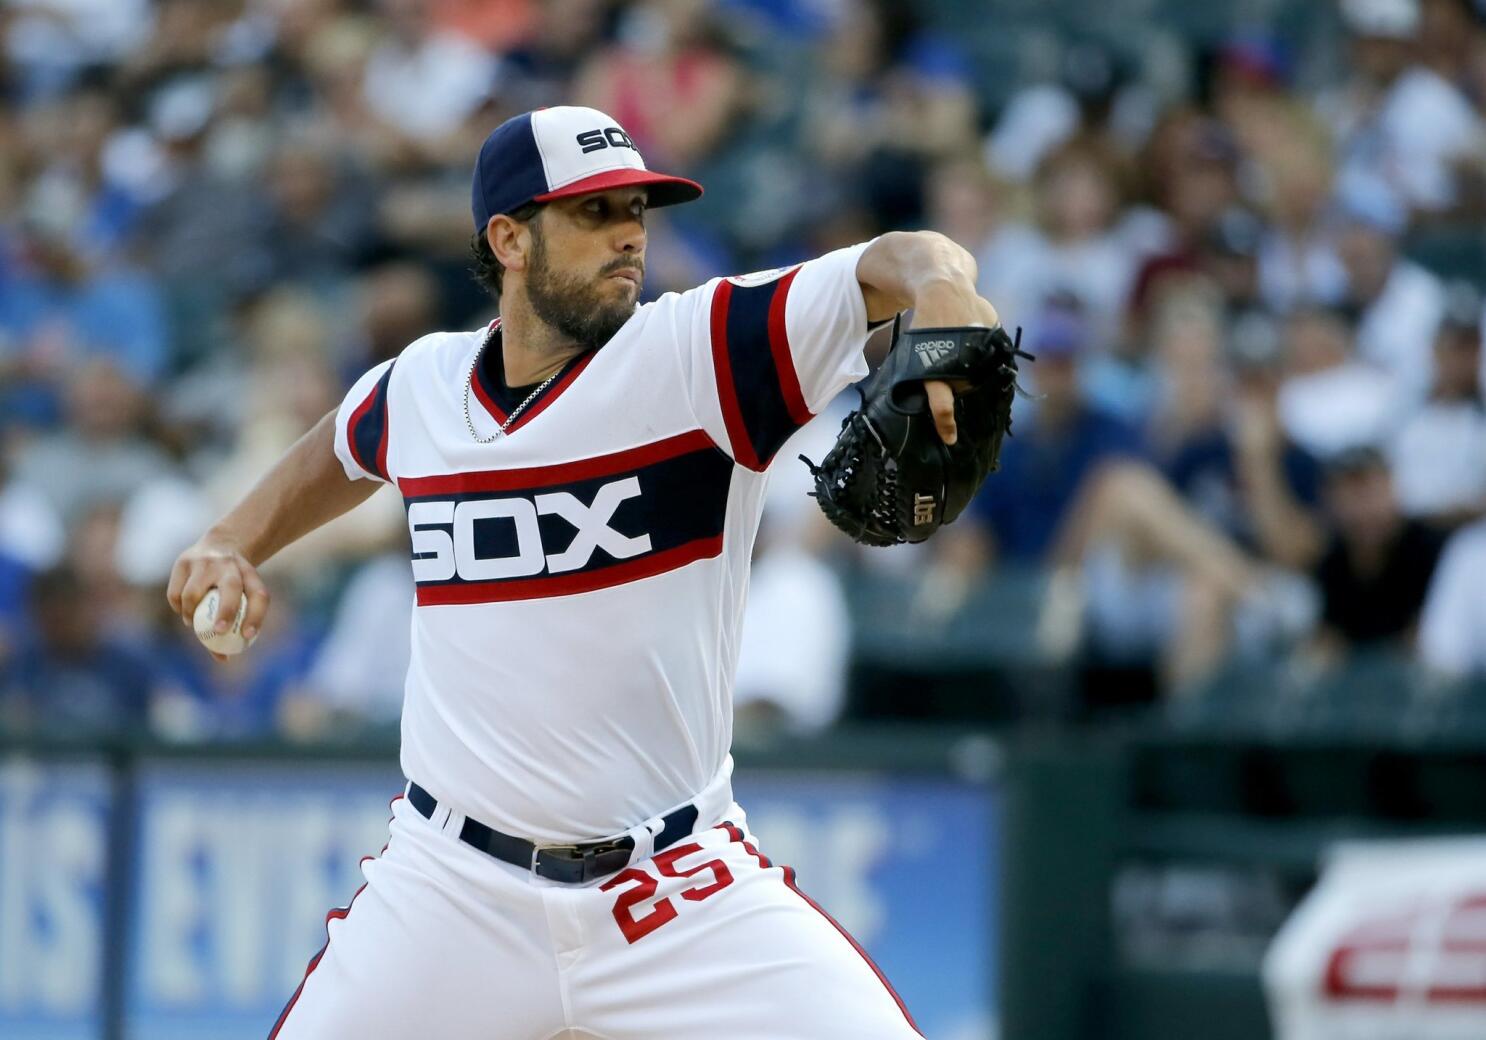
616, 218, 646, 254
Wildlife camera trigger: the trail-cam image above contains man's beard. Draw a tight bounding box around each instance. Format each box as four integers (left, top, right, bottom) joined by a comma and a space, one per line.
525, 232, 639, 352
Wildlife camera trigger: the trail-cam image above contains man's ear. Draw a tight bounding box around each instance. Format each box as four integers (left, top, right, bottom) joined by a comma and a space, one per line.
487, 214, 531, 274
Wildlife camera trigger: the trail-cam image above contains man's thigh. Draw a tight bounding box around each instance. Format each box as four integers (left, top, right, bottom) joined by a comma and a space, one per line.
571, 814, 922, 1039
270, 806, 566, 1040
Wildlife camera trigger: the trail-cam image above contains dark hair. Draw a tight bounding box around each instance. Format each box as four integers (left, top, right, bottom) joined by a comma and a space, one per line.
469, 202, 544, 297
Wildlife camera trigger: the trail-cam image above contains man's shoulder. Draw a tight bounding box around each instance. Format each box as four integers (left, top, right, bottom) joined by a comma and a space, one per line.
617, 282, 725, 346
383, 327, 486, 381
401, 326, 486, 359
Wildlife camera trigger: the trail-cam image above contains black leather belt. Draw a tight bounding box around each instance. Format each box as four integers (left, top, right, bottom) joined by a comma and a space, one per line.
407, 782, 700, 884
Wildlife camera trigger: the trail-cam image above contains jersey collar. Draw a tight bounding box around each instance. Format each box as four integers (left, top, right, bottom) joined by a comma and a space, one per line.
469, 319, 596, 436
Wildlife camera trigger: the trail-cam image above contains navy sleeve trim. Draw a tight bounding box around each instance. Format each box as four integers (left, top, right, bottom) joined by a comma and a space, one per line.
347, 361, 395, 481
708, 268, 809, 471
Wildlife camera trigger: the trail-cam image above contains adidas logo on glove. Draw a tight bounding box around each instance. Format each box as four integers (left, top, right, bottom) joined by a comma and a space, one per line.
914, 339, 955, 365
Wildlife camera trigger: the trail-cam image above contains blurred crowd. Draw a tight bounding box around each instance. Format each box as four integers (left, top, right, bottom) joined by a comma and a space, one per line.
2, 0, 1486, 744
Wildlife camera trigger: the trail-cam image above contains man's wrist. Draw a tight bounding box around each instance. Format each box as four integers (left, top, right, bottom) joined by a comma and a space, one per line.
206, 522, 259, 564
910, 276, 996, 330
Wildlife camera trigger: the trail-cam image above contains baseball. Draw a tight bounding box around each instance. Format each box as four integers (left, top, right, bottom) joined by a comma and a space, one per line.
193, 587, 256, 655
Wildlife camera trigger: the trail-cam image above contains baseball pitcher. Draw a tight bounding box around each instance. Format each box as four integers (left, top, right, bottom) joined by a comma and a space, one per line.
167, 106, 1022, 1039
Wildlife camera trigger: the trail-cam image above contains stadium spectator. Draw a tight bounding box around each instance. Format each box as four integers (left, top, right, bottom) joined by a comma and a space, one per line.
1322, 0, 1485, 215
146, 593, 326, 743
733, 409, 855, 737
1252, 111, 1347, 314
256, 133, 378, 288
0, 549, 27, 676
963, 309, 1146, 566
497, 0, 610, 114
1389, 288, 1486, 526
574, 1, 746, 171
354, 262, 443, 367
1151, 288, 1325, 571
981, 138, 1141, 351
733, 530, 852, 738
1131, 119, 1244, 292
925, 155, 1006, 272
1277, 307, 1401, 459
1418, 516, 1486, 675
986, 40, 1138, 186
302, 553, 414, 728
0, 457, 64, 572
1, 0, 1484, 729
11, 360, 172, 525
360, 0, 498, 156
134, 74, 275, 363
0, 563, 153, 736
0, 177, 168, 414
1012, 293, 1308, 687
799, 0, 975, 231
1336, 178, 1447, 401
1311, 446, 1446, 658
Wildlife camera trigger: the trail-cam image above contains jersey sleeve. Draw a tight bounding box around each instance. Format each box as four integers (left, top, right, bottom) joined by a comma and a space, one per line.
698, 240, 877, 471
334, 358, 397, 483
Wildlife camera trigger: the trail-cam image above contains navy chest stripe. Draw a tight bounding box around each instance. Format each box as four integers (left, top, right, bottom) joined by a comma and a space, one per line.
399, 431, 733, 605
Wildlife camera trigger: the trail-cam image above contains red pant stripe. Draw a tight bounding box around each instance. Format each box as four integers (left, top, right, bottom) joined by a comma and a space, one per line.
720, 821, 921, 1036
267, 792, 404, 1039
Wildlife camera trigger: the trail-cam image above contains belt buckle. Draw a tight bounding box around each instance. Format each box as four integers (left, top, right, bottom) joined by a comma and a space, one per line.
533, 840, 633, 883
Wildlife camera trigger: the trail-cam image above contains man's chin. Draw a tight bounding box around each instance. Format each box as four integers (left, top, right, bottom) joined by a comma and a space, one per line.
602, 276, 642, 302
571, 301, 637, 351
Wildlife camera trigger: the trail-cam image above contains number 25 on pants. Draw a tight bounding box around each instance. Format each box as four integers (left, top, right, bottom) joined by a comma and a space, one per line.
600, 841, 734, 944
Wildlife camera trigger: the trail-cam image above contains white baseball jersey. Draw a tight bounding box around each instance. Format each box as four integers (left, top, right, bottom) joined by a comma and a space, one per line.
332, 243, 874, 844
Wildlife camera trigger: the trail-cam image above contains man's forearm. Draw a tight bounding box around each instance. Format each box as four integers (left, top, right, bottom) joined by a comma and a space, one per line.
214, 410, 380, 566
855, 230, 989, 325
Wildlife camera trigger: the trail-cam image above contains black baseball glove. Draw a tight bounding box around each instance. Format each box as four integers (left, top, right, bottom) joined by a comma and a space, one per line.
802, 320, 1028, 546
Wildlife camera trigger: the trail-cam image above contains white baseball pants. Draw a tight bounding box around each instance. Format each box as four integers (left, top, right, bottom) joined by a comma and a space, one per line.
268, 792, 922, 1039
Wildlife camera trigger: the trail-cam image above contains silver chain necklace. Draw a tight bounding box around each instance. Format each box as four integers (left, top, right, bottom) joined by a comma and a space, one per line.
462, 328, 560, 444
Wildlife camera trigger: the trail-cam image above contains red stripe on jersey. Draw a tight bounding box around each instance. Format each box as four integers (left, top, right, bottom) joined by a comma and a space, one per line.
709, 280, 762, 471
469, 363, 508, 425
470, 320, 509, 426
269, 793, 403, 1038
766, 267, 812, 427
718, 821, 921, 1036
415, 533, 723, 606
345, 384, 379, 476
397, 429, 717, 497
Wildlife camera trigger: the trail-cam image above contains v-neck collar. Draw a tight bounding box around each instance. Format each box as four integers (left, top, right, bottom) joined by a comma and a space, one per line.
469, 319, 596, 436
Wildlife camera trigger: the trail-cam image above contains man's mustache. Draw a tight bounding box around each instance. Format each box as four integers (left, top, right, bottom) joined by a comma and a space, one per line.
600, 259, 644, 279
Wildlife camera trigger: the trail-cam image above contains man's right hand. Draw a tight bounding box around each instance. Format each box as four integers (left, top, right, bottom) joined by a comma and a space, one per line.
166, 528, 271, 653
162, 410, 380, 659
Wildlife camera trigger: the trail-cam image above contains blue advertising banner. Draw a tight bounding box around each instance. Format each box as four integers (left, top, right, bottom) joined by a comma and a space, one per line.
107, 761, 996, 1040
736, 772, 997, 1040
0, 758, 110, 1040
125, 763, 402, 1040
